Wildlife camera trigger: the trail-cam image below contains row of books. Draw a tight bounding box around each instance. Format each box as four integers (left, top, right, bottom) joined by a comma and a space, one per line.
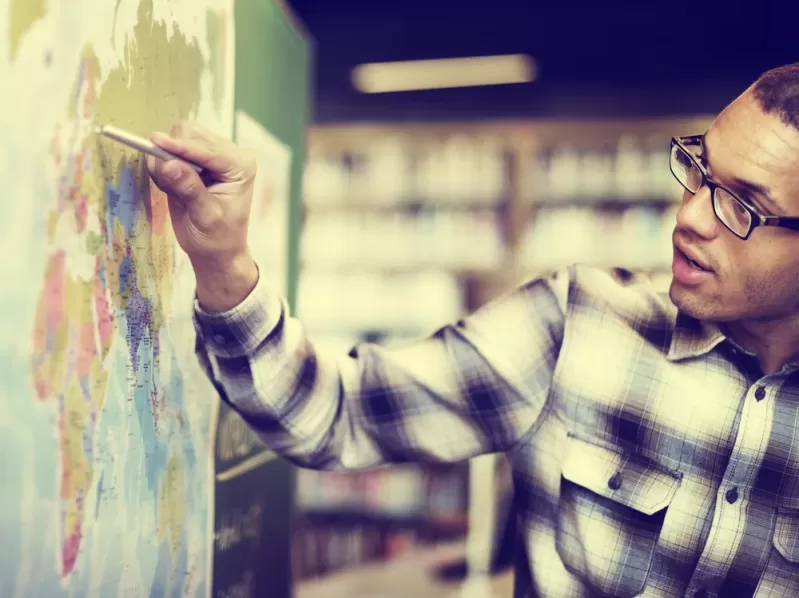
293, 465, 468, 580
299, 205, 680, 274
520, 205, 678, 271
304, 136, 508, 206
292, 525, 402, 579
296, 466, 468, 522
525, 137, 676, 200
303, 134, 680, 207
300, 209, 505, 271
296, 467, 426, 517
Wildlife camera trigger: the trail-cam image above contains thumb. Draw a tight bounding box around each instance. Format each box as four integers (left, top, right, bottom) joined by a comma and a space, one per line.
154, 159, 210, 205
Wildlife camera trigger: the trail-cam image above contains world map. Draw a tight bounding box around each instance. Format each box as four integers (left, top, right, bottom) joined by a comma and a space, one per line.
0, 0, 234, 595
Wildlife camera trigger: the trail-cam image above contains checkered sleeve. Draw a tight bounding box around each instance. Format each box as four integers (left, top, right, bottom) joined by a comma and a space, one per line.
193, 267, 569, 470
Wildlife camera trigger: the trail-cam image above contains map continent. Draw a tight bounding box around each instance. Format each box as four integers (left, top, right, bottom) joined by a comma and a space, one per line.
0, 0, 234, 596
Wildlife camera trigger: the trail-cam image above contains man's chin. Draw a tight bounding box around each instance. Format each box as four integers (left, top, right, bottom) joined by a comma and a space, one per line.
669, 281, 730, 322
669, 282, 709, 318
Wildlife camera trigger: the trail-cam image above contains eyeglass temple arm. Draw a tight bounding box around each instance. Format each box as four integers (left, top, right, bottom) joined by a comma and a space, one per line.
762, 216, 799, 231
677, 134, 705, 146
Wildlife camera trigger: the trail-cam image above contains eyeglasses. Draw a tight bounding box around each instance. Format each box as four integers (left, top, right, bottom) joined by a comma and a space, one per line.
669, 135, 799, 240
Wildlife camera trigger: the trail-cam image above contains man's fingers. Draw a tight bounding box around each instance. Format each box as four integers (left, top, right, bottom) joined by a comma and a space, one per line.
163, 161, 206, 204
151, 126, 252, 182
150, 133, 230, 173
148, 157, 208, 205
147, 120, 256, 211
146, 155, 169, 193
145, 155, 159, 183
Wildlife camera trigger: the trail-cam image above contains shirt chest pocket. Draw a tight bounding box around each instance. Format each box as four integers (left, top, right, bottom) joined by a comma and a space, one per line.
555, 434, 682, 598
754, 506, 799, 596
774, 509, 799, 563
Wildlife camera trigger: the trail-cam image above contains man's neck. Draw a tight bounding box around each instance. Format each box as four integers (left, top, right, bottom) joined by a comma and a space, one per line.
724, 315, 799, 375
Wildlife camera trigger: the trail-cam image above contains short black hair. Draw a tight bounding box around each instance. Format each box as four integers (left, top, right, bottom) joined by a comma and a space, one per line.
752, 62, 799, 130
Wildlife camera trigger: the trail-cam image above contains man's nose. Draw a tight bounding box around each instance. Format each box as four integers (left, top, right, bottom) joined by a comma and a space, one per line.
675, 185, 719, 240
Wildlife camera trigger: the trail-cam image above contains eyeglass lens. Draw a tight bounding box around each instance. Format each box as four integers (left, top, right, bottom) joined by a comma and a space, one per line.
669, 144, 751, 237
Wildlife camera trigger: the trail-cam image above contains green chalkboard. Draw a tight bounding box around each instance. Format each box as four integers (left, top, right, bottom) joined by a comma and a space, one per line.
212, 1, 310, 597
234, 0, 310, 314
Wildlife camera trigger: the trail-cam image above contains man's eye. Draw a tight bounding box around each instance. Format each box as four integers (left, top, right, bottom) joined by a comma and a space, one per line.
731, 191, 766, 214
744, 196, 768, 215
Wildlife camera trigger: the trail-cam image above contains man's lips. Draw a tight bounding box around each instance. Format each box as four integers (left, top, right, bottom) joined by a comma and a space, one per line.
673, 238, 713, 272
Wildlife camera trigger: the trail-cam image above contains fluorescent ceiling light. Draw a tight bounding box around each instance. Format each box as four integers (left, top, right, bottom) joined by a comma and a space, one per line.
352, 54, 537, 94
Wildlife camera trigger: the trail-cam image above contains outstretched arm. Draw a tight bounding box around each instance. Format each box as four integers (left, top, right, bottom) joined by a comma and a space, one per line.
147, 121, 567, 470
192, 268, 567, 469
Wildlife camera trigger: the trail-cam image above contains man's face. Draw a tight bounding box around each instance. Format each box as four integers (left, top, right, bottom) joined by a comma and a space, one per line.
669, 91, 799, 322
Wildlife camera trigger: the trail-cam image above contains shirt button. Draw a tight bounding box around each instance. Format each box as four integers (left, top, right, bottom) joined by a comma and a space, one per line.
608, 472, 622, 491
213, 334, 227, 345
754, 386, 766, 401
725, 487, 739, 504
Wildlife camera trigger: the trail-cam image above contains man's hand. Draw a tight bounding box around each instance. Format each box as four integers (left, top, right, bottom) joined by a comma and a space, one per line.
147, 121, 259, 313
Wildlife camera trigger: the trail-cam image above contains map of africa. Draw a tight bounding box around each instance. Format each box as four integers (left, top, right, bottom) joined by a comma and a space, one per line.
0, 0, 234, 595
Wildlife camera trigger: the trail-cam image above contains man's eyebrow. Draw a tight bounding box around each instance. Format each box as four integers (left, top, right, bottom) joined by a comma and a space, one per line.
702, 136, 784, 215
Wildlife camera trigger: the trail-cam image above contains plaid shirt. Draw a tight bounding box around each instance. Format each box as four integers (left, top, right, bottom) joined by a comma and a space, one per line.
194, 264, 799, 598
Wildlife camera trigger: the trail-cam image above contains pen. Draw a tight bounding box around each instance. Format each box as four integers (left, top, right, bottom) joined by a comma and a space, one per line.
95, 124, 203, 174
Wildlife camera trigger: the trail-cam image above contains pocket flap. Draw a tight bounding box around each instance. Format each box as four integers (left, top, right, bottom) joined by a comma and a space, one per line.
562, 435, 682, 515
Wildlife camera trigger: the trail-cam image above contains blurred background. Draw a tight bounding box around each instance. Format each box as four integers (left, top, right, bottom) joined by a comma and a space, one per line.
283, 1, 798, 596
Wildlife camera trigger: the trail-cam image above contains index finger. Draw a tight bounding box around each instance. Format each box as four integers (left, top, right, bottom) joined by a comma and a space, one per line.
150, 132, 250, 182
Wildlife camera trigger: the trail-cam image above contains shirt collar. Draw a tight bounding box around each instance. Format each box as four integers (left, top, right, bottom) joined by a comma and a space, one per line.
666, 311, 729, 362
666, 311, 799, 375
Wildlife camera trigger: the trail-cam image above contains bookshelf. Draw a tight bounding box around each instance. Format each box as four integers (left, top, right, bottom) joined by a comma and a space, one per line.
293, 114, 713, 579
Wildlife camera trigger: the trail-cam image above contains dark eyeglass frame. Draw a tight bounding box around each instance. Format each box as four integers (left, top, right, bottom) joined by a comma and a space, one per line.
670, 134, 799, 240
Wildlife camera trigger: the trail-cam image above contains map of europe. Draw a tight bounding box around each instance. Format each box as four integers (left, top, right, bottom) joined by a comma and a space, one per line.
1, 0, 234, 595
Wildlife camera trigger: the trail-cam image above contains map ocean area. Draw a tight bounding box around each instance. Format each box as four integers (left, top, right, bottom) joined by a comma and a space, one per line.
0, 0, 234, 596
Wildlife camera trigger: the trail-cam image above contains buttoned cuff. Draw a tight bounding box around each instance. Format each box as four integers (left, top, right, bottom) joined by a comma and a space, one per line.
193, 268, 284, 359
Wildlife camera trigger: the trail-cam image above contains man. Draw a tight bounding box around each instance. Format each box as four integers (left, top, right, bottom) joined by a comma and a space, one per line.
148, 63, 799, 597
